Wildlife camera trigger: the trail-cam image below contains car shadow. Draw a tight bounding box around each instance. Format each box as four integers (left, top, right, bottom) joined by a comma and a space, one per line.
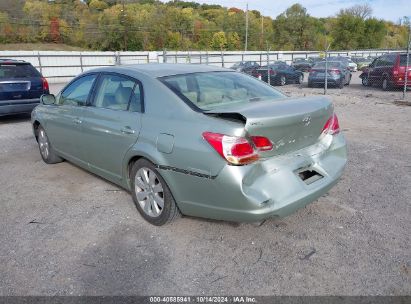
0, 113, 31, 125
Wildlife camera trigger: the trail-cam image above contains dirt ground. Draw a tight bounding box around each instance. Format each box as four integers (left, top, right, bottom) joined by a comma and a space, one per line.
0, 72, 410, 296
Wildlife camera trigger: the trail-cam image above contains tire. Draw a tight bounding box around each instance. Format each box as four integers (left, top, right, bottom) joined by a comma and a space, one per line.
382, 77, 390, 91
130, 158, 180, 226
279, 75, 286, 86
362, 76, 370, 86
307, 81, 313, 88
37, 126, 63, 164
296, 74, 304, 84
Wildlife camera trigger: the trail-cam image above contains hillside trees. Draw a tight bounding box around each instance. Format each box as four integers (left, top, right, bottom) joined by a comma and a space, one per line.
0, 0, 408, 51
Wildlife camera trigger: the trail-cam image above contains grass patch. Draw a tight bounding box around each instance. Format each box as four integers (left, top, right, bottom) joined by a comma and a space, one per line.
0, 43, 88, 51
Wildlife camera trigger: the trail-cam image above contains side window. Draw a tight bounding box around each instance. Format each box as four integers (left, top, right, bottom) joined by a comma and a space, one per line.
129, 83, 143, 112
374, 58, 383, 67
387, 55, 396, 66
59, 74, 97, 106
93, 74, 135, 111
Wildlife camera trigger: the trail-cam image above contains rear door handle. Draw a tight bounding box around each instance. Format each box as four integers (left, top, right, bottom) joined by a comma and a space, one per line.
120, 127, 135, 134
73, 118, 82, 124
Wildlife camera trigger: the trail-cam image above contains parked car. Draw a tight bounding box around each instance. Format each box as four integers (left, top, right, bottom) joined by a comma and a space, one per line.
346, 58, 358, 72
252, 63, 304, 86
327, 56, 357, 72
230, 61, 260, 75
359, 53, 411, 90
308, 61, 352, 88
356, 58, 374, 71
291, 58, 313, 72
0, 59, 49, 116
32, 64, 347, 225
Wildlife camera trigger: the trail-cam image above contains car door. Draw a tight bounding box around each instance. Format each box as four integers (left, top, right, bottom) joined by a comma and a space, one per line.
286, 65, 299, 81
44, 74, 97, 164
369, 56, 384, 84
80, 73, 142, 182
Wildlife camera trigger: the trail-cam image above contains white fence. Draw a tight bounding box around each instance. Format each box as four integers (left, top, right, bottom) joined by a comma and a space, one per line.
0, 49, 405, 83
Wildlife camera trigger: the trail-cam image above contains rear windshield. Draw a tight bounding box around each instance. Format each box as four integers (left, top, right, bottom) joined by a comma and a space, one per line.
313, 62, 342, 69
400, 54, 410, 66
0, 64, 40, 79
160, 71, 285, 111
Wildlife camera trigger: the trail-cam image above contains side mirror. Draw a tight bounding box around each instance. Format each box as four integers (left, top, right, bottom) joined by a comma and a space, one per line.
40, 94, 56, 105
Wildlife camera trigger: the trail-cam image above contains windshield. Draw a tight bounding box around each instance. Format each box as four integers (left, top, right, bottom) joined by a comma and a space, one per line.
231, 62, 244, 68
160, 71, 286, 111
313, 62, 342, 69
0, 64, 40, 79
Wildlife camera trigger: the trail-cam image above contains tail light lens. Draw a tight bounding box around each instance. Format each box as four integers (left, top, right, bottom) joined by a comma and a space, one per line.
269, 69, 276, 75
203, 132, 272, 165
329, 69, 341, 75
322, 113, 340, 135
42, 77, 49, 92
251, 136, 273, 151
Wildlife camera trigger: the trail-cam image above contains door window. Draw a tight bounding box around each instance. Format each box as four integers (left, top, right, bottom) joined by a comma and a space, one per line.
59, 74, 97, 106
93, 74, 137, 111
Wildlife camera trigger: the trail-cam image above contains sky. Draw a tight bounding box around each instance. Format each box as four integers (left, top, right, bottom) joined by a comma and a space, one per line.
163, 0, 410, 23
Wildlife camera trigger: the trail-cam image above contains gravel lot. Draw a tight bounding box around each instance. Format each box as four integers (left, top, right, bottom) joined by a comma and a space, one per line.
0, 72, 410, 296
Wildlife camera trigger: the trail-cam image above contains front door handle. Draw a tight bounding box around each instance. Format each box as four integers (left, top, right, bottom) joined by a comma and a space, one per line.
73, 118, 82, 124
120, 127, 135, 134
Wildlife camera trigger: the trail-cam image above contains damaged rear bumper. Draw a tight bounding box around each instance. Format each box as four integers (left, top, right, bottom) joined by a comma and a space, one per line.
160, 133, 347, 222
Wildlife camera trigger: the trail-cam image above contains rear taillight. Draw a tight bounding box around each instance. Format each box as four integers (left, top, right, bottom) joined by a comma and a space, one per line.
42, 77, 49, 92
203, 132, 258, 165
251, 136, 273, 151
269, 69, 276, 75
203, 132, 272, 165
329, 69, 341, 75
322, 113, 340, 135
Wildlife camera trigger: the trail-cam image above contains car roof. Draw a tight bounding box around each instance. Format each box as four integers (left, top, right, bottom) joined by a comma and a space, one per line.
0, 58, 29, 64
109, 63, 229, 78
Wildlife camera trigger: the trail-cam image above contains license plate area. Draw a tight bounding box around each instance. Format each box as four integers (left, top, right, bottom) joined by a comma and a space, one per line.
296, 168, 324, 185
0, 81, 31, 92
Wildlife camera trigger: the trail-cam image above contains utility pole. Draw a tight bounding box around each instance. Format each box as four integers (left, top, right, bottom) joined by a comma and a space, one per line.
121, 0, 127, 51
260, 16, 264, 50
403, 23, 411, 100
245, 3, 248, 52
324, 42, 331, 95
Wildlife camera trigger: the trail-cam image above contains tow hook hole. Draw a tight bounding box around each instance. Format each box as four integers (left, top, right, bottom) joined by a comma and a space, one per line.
298, 170, 323, 185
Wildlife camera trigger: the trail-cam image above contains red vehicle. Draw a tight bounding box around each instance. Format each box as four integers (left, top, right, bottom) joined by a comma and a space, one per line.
360, 53, 411, 90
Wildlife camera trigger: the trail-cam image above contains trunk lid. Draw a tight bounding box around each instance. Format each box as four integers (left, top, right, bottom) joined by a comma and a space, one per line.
206, 96, 333, 157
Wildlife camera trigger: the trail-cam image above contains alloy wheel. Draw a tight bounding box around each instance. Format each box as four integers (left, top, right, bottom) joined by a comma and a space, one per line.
38, 129, 49, 160
134, 167, 164, 218
280, 76, 286, 86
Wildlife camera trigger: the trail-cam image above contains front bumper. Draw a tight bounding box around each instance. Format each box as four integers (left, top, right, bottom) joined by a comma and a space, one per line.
0, 98, 40, 116
160, 134, 347, 222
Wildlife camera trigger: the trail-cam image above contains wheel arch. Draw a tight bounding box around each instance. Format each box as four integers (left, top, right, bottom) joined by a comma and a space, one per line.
32, 120, 41, 141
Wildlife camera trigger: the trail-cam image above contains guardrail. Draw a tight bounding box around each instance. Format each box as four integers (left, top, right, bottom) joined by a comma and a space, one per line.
0, 49, 405, 83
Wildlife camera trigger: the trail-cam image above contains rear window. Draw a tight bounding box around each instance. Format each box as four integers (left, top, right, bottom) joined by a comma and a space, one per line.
0, 64, 41, 79
313, 62, 342, 69
160, 71, 285, 111
399, 54, 410, 66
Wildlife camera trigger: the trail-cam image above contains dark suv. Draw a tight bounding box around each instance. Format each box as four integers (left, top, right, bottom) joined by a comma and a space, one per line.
0, 59, 49, 116
360, 53, 411, 90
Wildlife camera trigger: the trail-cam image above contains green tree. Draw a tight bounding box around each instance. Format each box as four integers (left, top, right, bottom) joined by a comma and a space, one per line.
331, 12, 365, 49
272, 4, 317, 50
210, 31, 227, 50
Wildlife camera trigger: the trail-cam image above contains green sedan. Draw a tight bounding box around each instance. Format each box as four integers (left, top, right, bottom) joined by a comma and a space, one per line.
32, 64, 347, 225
